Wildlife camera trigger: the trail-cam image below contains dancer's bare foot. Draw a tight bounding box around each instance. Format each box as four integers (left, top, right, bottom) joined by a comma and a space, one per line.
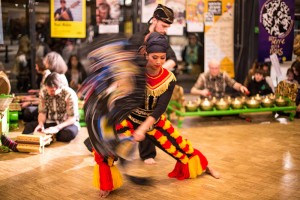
206, 166, 221, 179
100, 190, 110, 198
144, 158, 156, 165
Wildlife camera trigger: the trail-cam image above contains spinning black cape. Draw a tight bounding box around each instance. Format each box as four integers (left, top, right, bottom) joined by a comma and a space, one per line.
79, 36, 146, 160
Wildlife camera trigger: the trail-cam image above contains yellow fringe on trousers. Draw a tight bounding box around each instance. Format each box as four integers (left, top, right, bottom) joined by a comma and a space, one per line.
93, 152, 123, 191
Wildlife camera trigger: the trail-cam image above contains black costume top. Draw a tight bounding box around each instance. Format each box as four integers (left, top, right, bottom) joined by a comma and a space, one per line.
129, 68, 176, 125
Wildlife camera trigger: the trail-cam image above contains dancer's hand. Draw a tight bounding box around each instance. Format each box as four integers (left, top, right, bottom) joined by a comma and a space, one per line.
133, 129, 145, 141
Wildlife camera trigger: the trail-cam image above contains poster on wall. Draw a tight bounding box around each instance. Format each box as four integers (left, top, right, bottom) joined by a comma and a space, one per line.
186, 0, 205, 32
258, 0, 294, 63
0, 0, 3, 44
141, 0, 185, 35
96, 0, 121, 34
204, 0, 235, 77
51, 0, 86, 38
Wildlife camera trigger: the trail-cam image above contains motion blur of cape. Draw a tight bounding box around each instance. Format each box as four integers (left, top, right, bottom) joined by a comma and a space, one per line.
78, 34, 146, 159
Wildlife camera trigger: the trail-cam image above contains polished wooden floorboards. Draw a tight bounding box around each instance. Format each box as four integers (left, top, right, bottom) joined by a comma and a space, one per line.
1, 114, 300, 200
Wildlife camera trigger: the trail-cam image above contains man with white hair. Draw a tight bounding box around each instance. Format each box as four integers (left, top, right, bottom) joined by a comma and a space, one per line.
191, 60, 249, 97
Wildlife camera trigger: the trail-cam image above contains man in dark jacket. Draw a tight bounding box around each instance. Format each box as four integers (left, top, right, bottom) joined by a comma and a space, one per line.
129, 4, 177, 72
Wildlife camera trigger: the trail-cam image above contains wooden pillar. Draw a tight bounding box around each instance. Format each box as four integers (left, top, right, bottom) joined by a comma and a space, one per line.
132, 0, 138, 34
28, 0, 37, 89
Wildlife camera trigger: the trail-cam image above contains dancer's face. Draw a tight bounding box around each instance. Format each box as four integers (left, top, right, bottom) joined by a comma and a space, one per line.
146, 52, 166, 71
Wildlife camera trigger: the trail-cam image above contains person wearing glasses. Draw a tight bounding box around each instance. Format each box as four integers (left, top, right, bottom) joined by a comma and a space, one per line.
54, 0, 74, 21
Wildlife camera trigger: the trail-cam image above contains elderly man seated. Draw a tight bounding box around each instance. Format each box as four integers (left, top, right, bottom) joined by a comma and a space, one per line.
190, 60, 248, 98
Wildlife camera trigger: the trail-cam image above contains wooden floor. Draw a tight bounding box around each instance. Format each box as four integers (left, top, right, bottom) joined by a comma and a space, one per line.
1, 114, 300, 200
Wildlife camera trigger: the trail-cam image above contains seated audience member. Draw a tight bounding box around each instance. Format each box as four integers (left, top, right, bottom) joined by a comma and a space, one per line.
43, 51, 69, 86
22, 56, 51, 122
190, 60, 249, 98
28, 56, 51, 95
13, 35, 31, 92
291, 60, 300, 84
276, 68, 298, 101
1, 73, 79, 152
260, 62, 275, 93
181, 33, 204, 76
244, 62, 274, 93
66, 55, 87, 91
276, 68, 300, 117
24, 72, 79, 139
291, 61, 300, 111
23, 51, 68, 121
260, 62, 271, 76
247, 69, 273, 96
293, 33, 300, 62
21, 51, 68, 123
244, 60, 259, 87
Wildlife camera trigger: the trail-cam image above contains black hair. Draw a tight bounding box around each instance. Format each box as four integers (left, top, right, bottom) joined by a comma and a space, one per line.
146, 32, 168, 54
286, 68, 294, 76
254, 68, 265, 76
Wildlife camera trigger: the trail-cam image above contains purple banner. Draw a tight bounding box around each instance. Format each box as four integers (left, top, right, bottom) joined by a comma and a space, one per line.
258, 0, 295, 62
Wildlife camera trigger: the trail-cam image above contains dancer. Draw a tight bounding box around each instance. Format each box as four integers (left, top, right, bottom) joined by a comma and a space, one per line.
84, 4, 177, 165
82, 32, 220, 198
129, 3, 176, 164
